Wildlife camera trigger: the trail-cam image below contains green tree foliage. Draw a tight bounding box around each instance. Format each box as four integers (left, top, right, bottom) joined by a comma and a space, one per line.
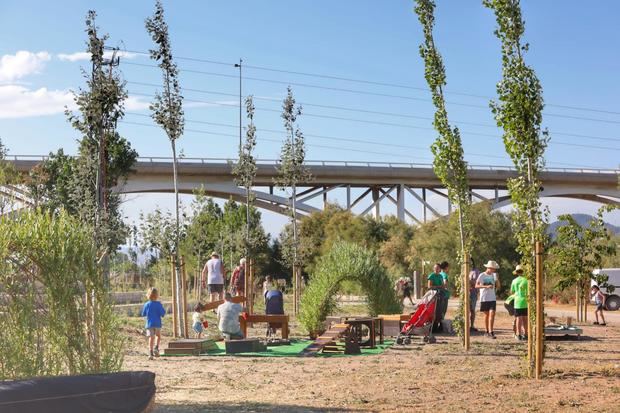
484, 0, 549, 375
145, 0, 184, 257
276, 87, 311, 269
409, 203, 519, 296
549, 206, 617, 306
232, 96, 259, 256
299, 241, 402, 337
27, 12, 137, 253
0, 210, 123, 380
414, 0, 472, 337
280, 205, 413, 280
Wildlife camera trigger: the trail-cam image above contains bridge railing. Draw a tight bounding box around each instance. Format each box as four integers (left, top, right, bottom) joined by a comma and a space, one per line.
7, 155, 619, 174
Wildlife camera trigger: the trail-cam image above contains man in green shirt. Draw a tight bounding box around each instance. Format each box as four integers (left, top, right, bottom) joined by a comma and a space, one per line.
428, 263, 447, 329
427, 263, 444, 289
510, 265, 528, 341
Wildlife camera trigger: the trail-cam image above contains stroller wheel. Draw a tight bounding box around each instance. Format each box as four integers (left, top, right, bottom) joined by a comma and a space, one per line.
396, 337, 403, 345
427, 336, 436, 344
404, 338, 411, 345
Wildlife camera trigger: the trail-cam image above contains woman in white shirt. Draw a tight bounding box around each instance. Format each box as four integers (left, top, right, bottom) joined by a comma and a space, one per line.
476, 260, 501, 339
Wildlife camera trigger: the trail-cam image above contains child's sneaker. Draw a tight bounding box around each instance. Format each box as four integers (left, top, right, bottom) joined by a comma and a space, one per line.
148, 351, 154, 360
153, 346, 160, 357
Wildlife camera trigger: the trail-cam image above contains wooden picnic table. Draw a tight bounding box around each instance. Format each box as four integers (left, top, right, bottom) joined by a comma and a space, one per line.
239, 314, 290, 339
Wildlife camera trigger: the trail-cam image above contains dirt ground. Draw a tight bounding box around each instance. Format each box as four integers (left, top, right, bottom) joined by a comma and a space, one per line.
123, 305, 620, 413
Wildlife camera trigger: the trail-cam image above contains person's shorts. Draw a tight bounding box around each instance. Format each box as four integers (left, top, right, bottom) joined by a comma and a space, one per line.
480, 301, 497, 312
208, 284, 224, 294
514, 307, 528, 317
145, 327, 161, 337
470, 295, 477, 312
596, 303, 604, 311
193, 322, 204, 334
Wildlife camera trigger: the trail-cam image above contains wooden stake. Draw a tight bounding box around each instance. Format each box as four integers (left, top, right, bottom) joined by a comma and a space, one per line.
535, 241, 544, 379
170, 256, 178, 338
249, 258, 254, 315
463, 253, 470, 351
244, 258, 249, 308
575, 286, 580, 322
181, 256, 189, 338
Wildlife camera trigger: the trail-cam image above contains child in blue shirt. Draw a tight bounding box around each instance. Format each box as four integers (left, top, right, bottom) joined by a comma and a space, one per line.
141, 287, 166, 360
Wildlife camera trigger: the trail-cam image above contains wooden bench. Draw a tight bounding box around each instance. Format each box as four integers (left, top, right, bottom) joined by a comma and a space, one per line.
239, 314, 290, 339
202, 296, 245, 312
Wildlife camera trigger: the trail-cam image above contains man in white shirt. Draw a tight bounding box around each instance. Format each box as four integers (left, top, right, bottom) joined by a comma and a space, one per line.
202, 251, 226, 302
217, 292, 244, 339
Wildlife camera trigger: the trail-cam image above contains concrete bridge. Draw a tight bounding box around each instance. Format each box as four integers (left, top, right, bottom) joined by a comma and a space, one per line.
8, 156, 620, 223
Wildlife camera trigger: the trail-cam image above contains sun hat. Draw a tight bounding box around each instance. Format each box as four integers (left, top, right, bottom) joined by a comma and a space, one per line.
211, 251, 219, 257
483, 260, 500, 270
513, 264, 524, 275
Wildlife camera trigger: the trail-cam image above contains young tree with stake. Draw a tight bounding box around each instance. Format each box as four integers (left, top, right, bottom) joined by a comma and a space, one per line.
276, 87, 311, 313
232, 96, 259, 258
414, 0, 472, 345
484, 0, 549, 378
146, 0, 185, 337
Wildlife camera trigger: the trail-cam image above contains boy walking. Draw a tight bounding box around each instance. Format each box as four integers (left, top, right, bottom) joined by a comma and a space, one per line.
141, 287, 166, 360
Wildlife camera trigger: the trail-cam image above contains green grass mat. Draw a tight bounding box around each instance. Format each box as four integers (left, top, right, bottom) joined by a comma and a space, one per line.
201, 339, 394, 357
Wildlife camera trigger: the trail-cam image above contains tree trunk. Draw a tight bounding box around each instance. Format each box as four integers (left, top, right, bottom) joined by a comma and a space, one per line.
171, 140, 182, 337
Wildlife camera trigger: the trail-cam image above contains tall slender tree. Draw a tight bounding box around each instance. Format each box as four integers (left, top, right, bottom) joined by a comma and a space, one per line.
65, 10, 137, 266
414, 0, 472, 343
276, 87, 311, 311
146, 0, 185, 336
232, 95, 258, 257
484, 0, 549, 377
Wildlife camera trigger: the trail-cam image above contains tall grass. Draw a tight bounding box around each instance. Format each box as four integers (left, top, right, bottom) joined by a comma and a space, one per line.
0, 210, 123, 380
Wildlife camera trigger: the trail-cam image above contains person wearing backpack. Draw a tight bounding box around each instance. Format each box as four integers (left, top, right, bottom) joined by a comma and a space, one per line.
591, 285, 607, 326
231, 258, 246, 297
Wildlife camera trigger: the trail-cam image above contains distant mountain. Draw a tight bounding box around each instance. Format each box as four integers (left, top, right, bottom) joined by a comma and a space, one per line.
547, 213, 620, 238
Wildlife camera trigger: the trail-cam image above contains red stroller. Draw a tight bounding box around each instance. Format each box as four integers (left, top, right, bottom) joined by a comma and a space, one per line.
396, 289, 438, 344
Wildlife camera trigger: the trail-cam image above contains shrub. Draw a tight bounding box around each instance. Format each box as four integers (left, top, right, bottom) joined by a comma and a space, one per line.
299, 241, 401, 337
0, 210, 123, 380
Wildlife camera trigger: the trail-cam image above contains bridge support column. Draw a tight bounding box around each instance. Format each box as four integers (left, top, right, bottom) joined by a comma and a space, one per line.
397, 184, 405, 222
423, 188, 427, 223
346, 186, 351, 209
372, 187, 380, 220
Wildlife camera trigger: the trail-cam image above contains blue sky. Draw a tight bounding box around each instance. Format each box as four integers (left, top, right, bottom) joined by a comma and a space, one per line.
1, 1, 619, 234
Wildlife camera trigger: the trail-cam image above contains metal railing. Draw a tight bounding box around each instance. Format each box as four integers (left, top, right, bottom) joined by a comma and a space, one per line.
8, 155, 620, 174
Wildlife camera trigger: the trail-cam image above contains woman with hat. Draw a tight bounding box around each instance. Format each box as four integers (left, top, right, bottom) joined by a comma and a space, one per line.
476, 260, 501, 339
510, 265, 528, 340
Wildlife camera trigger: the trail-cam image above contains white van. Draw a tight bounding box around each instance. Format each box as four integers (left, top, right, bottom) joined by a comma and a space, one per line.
592, 268, 620, 311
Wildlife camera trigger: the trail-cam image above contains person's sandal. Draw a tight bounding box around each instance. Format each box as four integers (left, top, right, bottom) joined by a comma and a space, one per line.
593, 322, 599, 325
600, 323, 606, 326
490, 332, 497, 339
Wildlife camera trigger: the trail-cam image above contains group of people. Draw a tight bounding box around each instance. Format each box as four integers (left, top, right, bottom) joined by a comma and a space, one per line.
422, 259, 529, 340
139, 252, 288, 359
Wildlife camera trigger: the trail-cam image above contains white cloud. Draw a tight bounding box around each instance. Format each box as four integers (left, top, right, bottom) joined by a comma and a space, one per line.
57, 51, 137, 62
0, 85, 74, 119
125, 95, 151, 111
0, 51, 51, 82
